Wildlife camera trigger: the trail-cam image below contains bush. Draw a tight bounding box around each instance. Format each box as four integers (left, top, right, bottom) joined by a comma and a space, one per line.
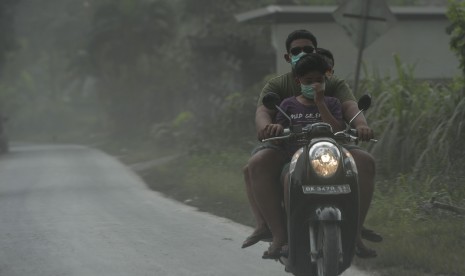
447, 0, 465, 75
361, 55, 465, 182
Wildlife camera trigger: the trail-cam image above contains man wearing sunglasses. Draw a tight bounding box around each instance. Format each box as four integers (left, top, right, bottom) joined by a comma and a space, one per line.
242, 29, 380, 259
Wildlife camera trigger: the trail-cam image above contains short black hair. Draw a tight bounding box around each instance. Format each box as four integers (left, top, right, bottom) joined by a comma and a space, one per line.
316, 47, 334, 67
285, 29, 318, 53
294, 53, 330, 78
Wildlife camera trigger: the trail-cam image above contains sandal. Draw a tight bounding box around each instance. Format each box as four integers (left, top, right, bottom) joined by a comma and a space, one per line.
361, 226, 383, 243
241, 228, 272, 249
262, 243, 285, 259
355, 245, 377, 259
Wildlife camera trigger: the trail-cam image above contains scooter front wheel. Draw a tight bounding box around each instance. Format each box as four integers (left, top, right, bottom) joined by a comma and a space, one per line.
314, 222, 340, 276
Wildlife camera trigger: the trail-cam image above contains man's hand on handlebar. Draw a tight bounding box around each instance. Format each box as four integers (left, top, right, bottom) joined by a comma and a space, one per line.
258, 123, 284, 140
356, 125, 374, 141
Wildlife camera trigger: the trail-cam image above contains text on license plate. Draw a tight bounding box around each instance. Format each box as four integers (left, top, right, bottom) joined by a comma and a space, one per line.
302, 184, 351, 195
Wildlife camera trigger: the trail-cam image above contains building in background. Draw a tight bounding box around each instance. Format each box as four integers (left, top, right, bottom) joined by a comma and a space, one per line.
236, 5, 459, 82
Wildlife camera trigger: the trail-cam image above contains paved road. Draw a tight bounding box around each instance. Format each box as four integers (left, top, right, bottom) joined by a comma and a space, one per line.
0, 143, 374, 276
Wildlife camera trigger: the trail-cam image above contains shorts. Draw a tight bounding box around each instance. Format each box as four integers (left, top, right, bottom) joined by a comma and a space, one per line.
250, 142, 292, 183
250, 141, 286, 156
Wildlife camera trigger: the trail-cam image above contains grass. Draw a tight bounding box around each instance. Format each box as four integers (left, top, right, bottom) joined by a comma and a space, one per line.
361, 59, 465, 178
369, 218, 465, 275
140, 148, 257, 225
357, 176, 465, 275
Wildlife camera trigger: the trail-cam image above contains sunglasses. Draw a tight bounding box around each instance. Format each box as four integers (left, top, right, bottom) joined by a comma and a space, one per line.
290, 46, 315, 56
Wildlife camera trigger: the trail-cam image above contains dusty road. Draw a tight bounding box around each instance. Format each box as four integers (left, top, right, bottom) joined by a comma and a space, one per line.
0, 143, 374, 276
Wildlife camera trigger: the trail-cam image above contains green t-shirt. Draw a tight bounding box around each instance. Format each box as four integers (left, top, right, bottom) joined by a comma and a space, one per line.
257, 72, 355, 106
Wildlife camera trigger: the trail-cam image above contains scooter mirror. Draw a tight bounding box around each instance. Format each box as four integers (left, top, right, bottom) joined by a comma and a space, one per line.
348, 94, 372, 127
358, 94, 372, 111
262, 92, 281, 110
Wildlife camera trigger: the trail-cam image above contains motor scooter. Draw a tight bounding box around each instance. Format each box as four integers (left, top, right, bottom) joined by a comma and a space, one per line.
261, 92, 374, 276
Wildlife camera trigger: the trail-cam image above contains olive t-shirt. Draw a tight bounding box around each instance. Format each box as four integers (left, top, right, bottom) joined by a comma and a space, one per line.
257, 72, 355, 106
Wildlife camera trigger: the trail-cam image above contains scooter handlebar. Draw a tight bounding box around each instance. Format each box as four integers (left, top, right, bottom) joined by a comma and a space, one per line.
261, 128, 291, 143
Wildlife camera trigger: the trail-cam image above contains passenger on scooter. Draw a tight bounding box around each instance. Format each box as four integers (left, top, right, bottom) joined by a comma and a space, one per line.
261, 52, 346, 259
275, 53, 345, 155
316, 47, 335, 78
241, 29, 379, 259
317, 46, 384, 245
279, 51, 347, 241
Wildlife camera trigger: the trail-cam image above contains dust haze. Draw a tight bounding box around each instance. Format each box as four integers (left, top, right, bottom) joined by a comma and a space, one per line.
0, 0, 442, 146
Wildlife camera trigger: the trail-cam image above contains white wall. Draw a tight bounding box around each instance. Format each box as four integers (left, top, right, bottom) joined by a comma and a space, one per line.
273, 20, 460, 81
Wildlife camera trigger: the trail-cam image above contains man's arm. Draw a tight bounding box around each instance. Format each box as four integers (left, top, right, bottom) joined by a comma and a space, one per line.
255, 76, 286, 141
255, 105, 281, 141
341, 100, 374, 141
328, 76, 374, 141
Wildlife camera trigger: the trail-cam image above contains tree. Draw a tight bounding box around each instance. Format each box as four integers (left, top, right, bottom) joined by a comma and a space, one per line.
175, 0, 276, 121
0, 0, 18, 72
447, 0, 465, 75
86, 0, 176, 136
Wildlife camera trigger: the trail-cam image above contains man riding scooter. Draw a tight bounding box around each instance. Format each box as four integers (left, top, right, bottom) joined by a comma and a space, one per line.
241, 29, 381, 259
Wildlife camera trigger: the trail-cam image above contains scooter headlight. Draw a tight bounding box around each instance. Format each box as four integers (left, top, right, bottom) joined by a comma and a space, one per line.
308, 142, 341, 178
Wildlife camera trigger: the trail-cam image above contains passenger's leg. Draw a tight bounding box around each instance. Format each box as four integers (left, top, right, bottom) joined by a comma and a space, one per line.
241, 164, 270, 248
244, 164, 267, 229
281, 162, 291, 216
350, 148, 377, 257
248, 148, 289, 257
280, 172, 291, 257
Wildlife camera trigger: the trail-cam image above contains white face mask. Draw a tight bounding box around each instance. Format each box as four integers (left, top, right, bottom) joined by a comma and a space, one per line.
300, 83, 315, 99
290, 52, 306, 68
300, 81, 326, 100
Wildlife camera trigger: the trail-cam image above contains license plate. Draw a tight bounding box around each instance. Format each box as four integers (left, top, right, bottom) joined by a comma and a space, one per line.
302, 184, 351, 195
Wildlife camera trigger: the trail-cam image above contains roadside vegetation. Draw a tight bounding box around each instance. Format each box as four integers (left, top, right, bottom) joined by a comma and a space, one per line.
0, 0, 463, 275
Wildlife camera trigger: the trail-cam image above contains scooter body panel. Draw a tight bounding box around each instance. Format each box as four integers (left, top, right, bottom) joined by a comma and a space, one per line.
282, 140, 359, 276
